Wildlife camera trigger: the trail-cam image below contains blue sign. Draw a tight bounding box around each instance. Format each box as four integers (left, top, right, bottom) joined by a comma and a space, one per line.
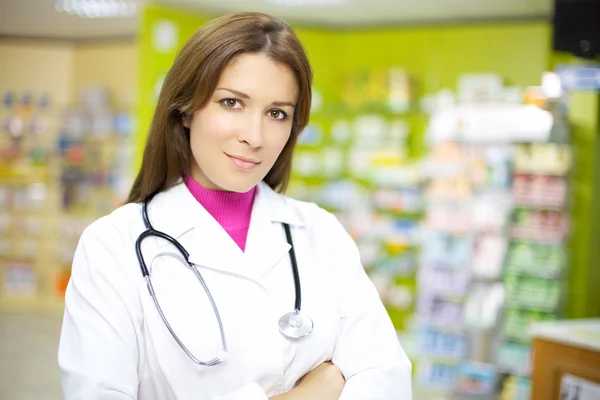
557, 65, 600, 92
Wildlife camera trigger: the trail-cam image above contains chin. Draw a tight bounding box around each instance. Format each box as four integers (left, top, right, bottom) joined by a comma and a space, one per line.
213, 176, 261, 193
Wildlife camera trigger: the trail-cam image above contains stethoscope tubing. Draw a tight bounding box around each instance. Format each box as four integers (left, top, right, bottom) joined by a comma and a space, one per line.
135, 194, 306, 366
283, 223, 302, 312
136, 196, 227, 366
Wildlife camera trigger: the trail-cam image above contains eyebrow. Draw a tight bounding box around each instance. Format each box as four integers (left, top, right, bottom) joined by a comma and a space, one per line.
216, 87, 296, 109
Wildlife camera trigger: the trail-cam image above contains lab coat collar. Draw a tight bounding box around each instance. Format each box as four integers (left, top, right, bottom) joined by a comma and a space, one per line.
146, 180, 305, 280
254, 181, 306, 228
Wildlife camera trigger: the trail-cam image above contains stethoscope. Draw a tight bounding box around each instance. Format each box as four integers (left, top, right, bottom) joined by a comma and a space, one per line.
135, 195, 314, 366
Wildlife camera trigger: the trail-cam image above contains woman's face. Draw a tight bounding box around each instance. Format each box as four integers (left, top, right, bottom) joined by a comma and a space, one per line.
185, 52, 298, 193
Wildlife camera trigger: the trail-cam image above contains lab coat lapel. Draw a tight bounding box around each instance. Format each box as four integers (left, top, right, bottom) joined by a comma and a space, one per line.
188, 215, 246, 276
150, 180, 305, 280
150, 181, 245, 276
244, 182, 305, 279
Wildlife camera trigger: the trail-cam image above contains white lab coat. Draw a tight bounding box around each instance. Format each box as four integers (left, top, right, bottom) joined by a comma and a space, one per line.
58, 180, 412, 400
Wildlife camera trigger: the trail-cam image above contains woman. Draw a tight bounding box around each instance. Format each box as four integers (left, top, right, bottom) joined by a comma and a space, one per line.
58, 12, 412, 400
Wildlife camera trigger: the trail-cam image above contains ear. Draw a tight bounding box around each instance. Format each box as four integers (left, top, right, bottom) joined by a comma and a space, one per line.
182, 112, 191, 128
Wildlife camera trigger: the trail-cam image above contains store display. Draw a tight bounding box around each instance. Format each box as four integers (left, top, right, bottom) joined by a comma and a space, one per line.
340, 67, 417, 114
455, 362, 501, 396
498, 139, 572, 400
3, 260, 36, 296
288, 68, 423, 332
501, 375, 532, 400
413, 74, 571, 400
0, 87, 135, 313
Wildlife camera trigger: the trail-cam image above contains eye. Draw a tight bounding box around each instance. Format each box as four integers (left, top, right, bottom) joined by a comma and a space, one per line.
268, 109, 288, 121
220, 98, 243, 109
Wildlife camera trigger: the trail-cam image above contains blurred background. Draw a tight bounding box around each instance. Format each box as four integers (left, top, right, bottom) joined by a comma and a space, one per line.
0, 0, 599, 399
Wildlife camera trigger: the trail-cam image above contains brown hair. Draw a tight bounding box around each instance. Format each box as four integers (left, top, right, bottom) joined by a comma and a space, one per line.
127, 12, 312, 203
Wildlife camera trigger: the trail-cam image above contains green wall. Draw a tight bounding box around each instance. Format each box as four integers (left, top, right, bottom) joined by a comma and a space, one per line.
136, 4, 599, 319
307, 22, 551, 157
548, 49, 600, 319
323, 22, 549, 94
567, 91, 600, 319
136, 4, 211, 168
137, 5, 552, 163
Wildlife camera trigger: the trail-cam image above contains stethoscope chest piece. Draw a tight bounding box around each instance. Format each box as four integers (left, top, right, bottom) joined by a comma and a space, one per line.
278, 310, 314, 339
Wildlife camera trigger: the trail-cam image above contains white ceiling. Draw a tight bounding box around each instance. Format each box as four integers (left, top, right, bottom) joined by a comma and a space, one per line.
0, 0, 553, 40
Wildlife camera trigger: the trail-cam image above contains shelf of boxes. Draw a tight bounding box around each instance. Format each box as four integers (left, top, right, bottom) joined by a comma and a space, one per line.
288, 111, 424, 334
413, 94, 566, 398
0, 87, 134, 315
415, 140, 515, 395
497, 142, 572, 400
288, 67, 425, 335
0, 91, 63, 314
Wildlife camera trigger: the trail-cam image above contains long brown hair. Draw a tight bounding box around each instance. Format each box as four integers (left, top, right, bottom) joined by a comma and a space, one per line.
127, 12, 312, 203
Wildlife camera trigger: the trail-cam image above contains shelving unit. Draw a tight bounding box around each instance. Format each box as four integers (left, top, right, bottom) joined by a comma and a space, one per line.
0, 87, 134, 315
415, 139, 515, 395
413, 92, 569, 399
289, 111, 423, 333
498, 141, 572, 400
288, 67, 425, 333
0, 91, 63, 314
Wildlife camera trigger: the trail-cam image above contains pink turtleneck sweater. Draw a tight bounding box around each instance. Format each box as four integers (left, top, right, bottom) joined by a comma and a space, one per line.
184, 176, 257, 252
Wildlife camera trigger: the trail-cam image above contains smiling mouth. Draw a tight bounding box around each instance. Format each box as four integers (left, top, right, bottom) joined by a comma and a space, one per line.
226, 154, 261, 171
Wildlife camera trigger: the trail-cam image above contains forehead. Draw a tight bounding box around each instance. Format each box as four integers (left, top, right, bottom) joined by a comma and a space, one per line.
217, 53, 298, 100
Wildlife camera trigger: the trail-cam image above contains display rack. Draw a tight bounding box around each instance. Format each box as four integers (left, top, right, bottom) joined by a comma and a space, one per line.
498, 140, 572, 400
0, 87, 134, 315
288, 67, 425, 333
412, 77, 569, 399
415, 139, 515, 395
0, 90, 64, 314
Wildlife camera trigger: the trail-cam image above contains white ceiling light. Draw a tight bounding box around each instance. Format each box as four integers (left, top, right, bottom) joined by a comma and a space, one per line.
55, 0, 138, 19
266, 0, 347, 5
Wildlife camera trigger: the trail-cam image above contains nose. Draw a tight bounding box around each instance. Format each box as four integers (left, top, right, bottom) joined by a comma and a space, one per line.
238, 112, 264, 148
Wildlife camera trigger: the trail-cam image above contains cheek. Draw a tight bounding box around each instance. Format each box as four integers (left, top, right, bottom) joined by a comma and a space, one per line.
210, 113, 238, 138
265, 127, 291, 157
191, 112, 237, 145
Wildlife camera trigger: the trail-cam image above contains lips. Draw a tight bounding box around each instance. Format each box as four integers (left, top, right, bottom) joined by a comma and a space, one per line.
226, 153, 261, 171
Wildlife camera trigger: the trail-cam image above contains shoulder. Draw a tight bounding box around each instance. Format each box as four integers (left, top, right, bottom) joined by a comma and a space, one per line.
259, 181, 339, 229
72, 202, 146, 286
286, 195, 339, 228
273, 191, 364, 278
80, 202, 144, 246
270, 187, 352, 245
74, 203, 146, 279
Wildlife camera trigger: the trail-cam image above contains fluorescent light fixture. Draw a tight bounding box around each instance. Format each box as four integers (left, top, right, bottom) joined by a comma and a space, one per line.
266, 0, 347, 5
55, 0, 138, 19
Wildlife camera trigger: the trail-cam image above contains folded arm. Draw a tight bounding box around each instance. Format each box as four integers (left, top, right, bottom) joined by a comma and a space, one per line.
327, 214, 413, 400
